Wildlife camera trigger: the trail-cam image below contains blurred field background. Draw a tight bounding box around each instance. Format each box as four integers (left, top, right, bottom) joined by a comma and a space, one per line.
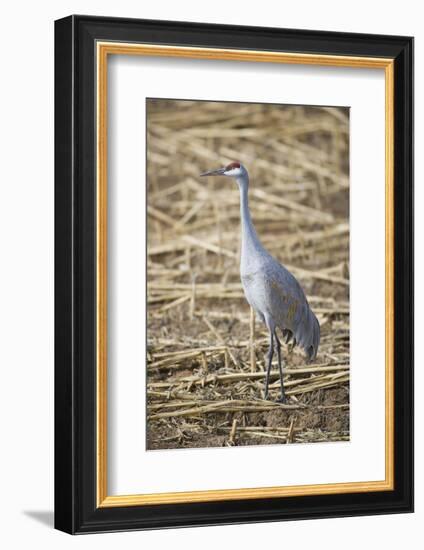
146, 99, 350, 450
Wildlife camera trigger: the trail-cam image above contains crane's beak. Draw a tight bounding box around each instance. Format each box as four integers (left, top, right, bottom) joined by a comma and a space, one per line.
199, 167, 226, 177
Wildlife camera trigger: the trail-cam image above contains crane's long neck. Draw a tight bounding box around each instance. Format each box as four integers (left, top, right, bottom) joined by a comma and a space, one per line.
237, 174, 263, 263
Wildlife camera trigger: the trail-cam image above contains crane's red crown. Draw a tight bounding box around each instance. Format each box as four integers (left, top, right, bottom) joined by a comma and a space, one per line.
225, 161, 241, 170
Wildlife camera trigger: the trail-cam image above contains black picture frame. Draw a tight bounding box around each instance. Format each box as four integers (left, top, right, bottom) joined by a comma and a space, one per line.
55, 14, 414, 534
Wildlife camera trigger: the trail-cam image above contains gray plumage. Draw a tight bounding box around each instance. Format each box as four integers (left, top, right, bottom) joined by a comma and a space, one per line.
200, 161, 320, 402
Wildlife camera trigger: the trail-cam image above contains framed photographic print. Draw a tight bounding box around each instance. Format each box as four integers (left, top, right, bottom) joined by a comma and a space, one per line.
54, 15, 413, 534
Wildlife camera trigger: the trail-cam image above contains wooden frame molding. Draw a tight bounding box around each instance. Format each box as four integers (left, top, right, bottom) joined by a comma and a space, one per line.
95, 41, 395, 508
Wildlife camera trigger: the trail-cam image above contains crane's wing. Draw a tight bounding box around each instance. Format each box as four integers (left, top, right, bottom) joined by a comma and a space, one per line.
259, 258, 320, 360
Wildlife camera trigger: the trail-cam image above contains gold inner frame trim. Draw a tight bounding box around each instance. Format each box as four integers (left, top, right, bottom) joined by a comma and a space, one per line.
96, 41, 395, 508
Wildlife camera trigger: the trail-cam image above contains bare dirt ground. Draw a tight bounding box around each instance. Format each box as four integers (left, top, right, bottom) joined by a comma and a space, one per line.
146, 99, 349, 450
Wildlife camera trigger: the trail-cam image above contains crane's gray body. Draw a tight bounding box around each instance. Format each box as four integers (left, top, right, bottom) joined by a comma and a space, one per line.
200, 162, 320, 400
238, 172, 319, 360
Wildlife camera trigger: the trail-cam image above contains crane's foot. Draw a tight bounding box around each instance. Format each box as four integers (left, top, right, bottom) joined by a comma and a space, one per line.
276, 394, 287, 404
264, 391, 269, 401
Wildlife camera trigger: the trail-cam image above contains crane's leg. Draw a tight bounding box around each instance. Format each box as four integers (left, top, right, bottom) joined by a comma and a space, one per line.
274, 331, 286, 403
264, 330, 274, 400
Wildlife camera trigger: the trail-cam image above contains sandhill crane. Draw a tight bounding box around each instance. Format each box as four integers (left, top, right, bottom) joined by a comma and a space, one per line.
200, 161, 320, 403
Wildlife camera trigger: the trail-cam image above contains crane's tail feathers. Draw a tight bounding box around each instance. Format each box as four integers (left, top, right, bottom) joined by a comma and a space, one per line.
306, 311, 320, 361
292, 308, 320, 362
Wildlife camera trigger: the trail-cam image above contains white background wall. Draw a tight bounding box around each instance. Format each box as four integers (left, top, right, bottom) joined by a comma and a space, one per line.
0, 1, 420, 547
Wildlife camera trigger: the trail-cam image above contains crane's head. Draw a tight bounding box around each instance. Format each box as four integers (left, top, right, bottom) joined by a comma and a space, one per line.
200, 161, 247, 179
